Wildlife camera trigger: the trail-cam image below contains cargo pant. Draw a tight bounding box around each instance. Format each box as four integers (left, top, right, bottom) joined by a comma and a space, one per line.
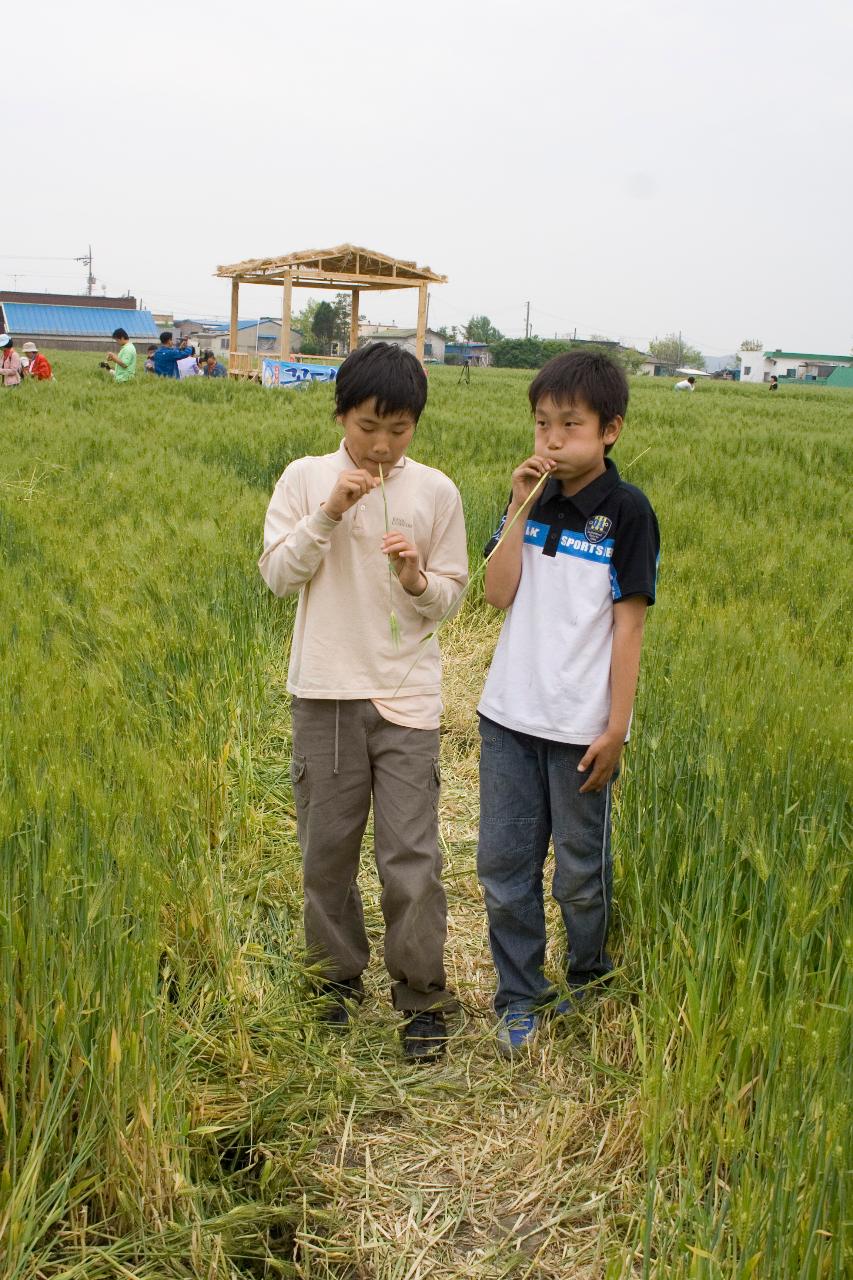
290, 697, 454, 1013
477, 714, 615, 1016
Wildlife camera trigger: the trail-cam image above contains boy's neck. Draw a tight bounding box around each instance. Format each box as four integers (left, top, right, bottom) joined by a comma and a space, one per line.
560, 457, 607, 497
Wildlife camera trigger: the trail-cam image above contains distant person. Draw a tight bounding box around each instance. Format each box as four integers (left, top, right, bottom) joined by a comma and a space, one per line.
176, 344, 201, 379
0, 334, 23, 388
105, 328, 137, 382
144, 345, 157, 374
153, 331, 193, 378
768, 375, 779, 391
674, 376, 695, 392
22, 342, 53, 380
202, 351, 227, 378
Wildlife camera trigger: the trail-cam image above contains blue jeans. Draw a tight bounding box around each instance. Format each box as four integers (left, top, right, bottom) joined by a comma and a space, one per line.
477, 714, 615, 1016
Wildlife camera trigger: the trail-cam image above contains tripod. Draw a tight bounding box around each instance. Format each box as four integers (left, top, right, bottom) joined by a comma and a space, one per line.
457, 358, 471, 386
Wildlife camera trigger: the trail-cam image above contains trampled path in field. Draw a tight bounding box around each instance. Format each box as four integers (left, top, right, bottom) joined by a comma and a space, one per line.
258, 622, 647, 1279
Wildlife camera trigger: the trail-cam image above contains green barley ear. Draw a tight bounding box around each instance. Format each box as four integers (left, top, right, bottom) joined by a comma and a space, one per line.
379, 465, 400, 651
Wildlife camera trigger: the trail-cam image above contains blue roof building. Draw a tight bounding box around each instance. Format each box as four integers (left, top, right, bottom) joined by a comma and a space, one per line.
0, 302, 159, 351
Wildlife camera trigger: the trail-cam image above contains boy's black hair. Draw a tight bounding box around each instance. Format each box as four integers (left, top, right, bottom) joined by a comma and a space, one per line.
147, 345, 157, 353
112, 327, 129, 341
334, 341, 427, 422
160, 331, 173, 344
528, 351, 628, 454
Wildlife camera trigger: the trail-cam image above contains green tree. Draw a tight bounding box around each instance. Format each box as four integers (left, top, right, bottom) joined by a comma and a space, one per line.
312, 301, 336, 355
739, 338, 763, 351
293, 299, 320, 350
648, 333, 705, 371
620, 347, 647, 374
332, 292, 352, 351
491, 338, 545, 368
491, 338, 646, 372
464, 315, 503, 344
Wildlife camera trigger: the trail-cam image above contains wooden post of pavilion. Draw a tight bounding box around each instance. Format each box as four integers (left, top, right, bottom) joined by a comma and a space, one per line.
415, 282, 428, 364
280, 270, 293, 360
349, 288, 360, 355
228, 278, 240, 374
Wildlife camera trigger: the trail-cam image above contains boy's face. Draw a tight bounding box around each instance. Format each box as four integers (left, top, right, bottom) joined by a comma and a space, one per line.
533, 393, 622, 488
338, 398, 417, 477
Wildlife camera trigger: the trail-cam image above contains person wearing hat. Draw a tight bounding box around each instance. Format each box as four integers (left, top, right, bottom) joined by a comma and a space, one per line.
22, 342, 53, 381
0, 335, 24, 388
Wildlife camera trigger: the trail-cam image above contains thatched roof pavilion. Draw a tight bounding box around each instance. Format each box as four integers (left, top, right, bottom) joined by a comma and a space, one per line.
214, 244, 447, 372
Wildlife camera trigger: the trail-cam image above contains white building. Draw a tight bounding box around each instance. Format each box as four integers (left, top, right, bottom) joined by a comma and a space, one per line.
190, 318, 302, 357
359, 326, 446, 363
738, 348, 853, 384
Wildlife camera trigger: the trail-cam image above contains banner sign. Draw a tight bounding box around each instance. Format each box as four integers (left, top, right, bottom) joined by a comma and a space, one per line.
261, 359, 338, 389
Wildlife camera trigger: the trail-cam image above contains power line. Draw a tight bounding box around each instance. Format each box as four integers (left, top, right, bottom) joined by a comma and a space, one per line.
0, 254, 85, 262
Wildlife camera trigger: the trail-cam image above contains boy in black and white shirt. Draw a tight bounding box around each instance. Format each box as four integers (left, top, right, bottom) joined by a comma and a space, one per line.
477, 351, 659, 1057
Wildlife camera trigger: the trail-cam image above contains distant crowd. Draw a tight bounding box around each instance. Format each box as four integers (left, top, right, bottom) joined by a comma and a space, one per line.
0, 329, 227, 388
0, 334, 54, 385
142, 330, 228, 380
107, 329, 228, 381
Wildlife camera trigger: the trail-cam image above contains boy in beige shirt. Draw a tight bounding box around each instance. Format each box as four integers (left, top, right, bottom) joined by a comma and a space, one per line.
259, 343, 467, 1060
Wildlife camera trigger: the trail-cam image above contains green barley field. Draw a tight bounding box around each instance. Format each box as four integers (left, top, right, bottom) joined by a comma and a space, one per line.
0, 357, 850, 1279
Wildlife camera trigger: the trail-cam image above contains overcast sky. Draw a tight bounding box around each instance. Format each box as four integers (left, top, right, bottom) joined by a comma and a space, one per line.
4, 0, 851, 356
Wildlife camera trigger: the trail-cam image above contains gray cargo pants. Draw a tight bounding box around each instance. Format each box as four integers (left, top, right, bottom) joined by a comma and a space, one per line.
290, 697, 454, 1013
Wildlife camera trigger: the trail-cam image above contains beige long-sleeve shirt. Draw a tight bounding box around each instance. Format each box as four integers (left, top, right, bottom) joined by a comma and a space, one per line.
259, 442, 468, 728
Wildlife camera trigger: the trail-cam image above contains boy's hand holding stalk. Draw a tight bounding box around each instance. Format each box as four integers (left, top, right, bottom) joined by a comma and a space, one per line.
381, 529, 427, 596
322, 469, 378, 521
484, 455, 556, 610
509, 455, 557, 511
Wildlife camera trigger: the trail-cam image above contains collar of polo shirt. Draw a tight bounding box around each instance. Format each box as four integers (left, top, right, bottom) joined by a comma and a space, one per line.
538, 457, 621, 517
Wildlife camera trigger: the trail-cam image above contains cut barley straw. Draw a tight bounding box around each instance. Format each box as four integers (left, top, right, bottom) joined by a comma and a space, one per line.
378, 463, 401, 650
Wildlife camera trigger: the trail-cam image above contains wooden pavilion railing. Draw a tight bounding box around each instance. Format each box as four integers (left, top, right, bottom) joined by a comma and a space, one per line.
227, 351, 258, 378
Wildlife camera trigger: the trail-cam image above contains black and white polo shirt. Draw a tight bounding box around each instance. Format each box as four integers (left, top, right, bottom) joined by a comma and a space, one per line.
478, 459, 660, 745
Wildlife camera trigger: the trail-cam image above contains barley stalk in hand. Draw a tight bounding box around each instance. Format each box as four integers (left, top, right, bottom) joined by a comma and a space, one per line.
378, 464, 401, 650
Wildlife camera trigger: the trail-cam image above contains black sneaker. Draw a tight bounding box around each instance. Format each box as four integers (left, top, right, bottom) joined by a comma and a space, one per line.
401, 1010, 447, 1062
318, 979, 360, 1029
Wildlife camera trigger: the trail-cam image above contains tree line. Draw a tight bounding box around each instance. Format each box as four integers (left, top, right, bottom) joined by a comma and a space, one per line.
290, 297, 708, 374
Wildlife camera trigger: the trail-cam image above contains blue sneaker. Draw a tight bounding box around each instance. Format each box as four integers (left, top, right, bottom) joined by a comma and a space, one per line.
552, 988, 591, 1017
496, 1013, 539, 1059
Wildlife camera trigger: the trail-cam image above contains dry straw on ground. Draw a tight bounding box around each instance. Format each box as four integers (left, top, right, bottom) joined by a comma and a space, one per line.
250, 617, 647, 1280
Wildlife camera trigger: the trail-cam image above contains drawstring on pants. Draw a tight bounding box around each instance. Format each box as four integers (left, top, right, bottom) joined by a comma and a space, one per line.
333, 700, 340, 776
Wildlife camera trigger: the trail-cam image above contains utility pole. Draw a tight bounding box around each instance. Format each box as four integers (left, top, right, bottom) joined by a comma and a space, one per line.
74, 245, 95, 295
524, 300, 530, 339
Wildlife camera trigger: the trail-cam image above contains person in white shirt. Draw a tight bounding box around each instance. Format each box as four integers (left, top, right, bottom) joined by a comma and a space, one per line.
259, 342, 468, 1060
674, 376, 695, 391
176, 344, 200, 378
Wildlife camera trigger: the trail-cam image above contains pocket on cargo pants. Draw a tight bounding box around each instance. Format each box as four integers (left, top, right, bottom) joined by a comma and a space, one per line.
290, 754, 309, 832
